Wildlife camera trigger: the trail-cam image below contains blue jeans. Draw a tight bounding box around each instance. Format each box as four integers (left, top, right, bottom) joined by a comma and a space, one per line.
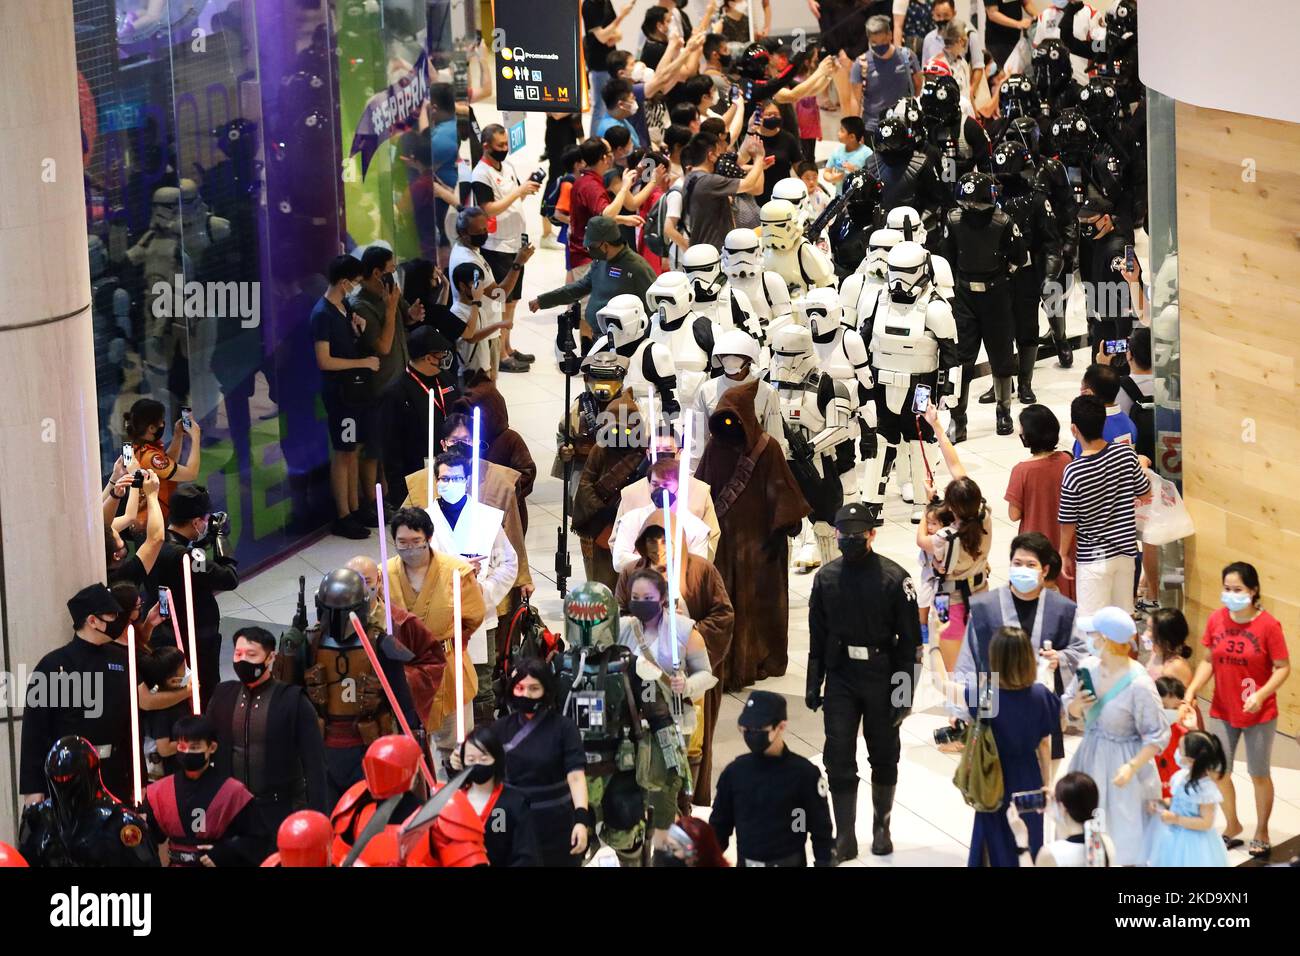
588, 70, 610, 137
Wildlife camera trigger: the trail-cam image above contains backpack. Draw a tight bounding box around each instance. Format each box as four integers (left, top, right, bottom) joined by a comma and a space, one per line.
542, 172, 571, 224
642, 184, 680, 258
1119, 376, 1155, 461
491, 598, 565, 714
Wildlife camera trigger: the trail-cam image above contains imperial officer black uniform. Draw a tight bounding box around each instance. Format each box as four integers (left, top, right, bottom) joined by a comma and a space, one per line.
709, 691, 834, 867
807, 503, 921, 861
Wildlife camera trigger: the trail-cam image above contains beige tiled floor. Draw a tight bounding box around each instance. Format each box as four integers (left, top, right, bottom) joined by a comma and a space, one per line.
219, 108, 1300, 866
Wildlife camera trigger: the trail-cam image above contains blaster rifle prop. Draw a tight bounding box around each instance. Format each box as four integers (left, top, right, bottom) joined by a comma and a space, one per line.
347, 612, 436, 790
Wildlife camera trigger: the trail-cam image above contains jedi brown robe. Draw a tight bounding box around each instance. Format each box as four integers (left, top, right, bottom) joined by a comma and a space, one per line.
404, 459, 532, 614
383, 551, 487, 732
571, 390, 647, 591
616, 547, 734, 806
694, 379, 810, 692
370, 601, 447, 729
454, 374, 538, 532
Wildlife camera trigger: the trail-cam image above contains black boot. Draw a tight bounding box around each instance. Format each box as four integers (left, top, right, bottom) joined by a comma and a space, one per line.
947, 371, 971, 444
1047, 313, 1073, 368
979, 380, 1013, 404
871, 784, 895, 855
994, 376, 1014, 436
831, 788, 859, 864
1017, 350, 1037, 404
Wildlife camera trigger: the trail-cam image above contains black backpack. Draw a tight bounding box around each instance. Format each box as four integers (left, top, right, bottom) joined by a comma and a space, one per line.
1119, 376, 1155, 460
642, 184, 680, 258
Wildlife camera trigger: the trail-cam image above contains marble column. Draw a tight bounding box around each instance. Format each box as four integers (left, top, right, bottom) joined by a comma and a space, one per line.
0, 0, 105, 841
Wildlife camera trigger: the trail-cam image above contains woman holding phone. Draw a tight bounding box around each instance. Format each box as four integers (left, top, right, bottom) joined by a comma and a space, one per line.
123, 397, 202, 522
1063, 606, 1168, 866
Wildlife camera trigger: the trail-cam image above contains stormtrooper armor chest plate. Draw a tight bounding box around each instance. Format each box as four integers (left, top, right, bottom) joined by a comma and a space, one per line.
871, 298, 940, 382
774, 380, 824, 441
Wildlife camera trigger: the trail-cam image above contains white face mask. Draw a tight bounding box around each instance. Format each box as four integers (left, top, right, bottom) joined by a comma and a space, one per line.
1162, 707, 1182, 726
720, 356, 748, 376
623, 99, 639, 117
437, 478, 467, 505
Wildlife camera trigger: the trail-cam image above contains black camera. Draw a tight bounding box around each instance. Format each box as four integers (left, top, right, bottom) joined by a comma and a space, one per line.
529, 168, 546, 185
933, 720, 967, 745
132, 469, 145, 489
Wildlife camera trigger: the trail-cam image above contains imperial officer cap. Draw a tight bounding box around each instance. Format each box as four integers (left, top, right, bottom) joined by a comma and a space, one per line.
834, 502, 883, 533
739, 690, 787, 729
67, 583, 120, 624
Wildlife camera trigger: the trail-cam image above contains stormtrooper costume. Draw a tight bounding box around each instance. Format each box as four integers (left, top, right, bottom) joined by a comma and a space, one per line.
886, 207, 955, 301
760, 199, 836, 300
591, 294, 680, 423
860, 242, 963, 522
840, 227, 902, 333
797, 287, 874, 515
689, 328, 786, 468
646, 271, 712, 415
681, 244, 761, 361
722, 228, 794, 345
768, 325, 859, 570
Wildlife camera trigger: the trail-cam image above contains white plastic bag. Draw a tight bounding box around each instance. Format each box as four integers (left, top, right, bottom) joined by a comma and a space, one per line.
1138, 473, 1195, 546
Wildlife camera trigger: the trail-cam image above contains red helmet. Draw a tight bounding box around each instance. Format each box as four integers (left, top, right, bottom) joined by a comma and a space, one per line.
362, 735, 422, 799
0, 841, 29, 867
922, 56, 953, 77
277, 811, 332, 867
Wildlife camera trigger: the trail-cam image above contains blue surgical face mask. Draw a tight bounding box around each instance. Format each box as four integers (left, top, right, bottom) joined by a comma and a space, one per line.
1221, 591, 1252, 613
1173, 747, 1191, 769
1007, 567, 1041, 595
1086, 636, 1102, 657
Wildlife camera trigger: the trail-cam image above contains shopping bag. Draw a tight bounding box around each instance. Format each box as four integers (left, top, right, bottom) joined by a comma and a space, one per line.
1139, 473, 1195, 546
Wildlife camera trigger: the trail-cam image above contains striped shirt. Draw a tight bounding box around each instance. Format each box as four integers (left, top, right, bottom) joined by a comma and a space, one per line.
1057, 441, 1150, 562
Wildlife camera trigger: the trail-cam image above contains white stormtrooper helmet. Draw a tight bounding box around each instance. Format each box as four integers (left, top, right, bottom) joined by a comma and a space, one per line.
760, 199, 802, 252
712, 328, 759, 376
722, 228, 762, 280
796, 286, 844, 339
150, 185, 183, 233
646, 271, 695, 329
596, 294, 650, 349
682, 243, 724, 300
768, 324, 817, 386
772, 177, 810, 226
886, 206, 927, 246
865, 227, 904, 279
887, 241, 932, 303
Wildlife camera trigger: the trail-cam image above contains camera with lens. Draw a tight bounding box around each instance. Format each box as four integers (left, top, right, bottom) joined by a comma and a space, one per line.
933, 720, 967, 746
529, 168, 546, 185
132, 469, 145, 489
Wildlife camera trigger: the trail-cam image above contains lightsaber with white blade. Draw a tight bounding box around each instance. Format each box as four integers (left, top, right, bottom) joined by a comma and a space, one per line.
453, 572, 466, 745
375, 482, 394, 638
182, 552, 201, 714
125, 624, 144, 806
471, 406, 481, 549
648, 388, 657, 464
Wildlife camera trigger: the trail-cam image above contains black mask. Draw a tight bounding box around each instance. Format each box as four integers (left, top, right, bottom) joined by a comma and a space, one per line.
509, 694, 544, 714
742, 728, 771, 755
488, 147, 510, 163
838, 537, 869, 561
650, 487, 675, 509
653, 848, 689, 867
761, 117, 781, 130
177, 751, 209, 773
628, 598, 661, 624
1079, 220, 1099, 240
465, 763, 496, 786
466, 231, 489, 248
101, 615, 130, 640
233, 658, 267, 685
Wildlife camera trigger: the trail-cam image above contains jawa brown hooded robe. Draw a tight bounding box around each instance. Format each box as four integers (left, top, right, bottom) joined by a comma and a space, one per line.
694, 379, 810, 692
615, 519, 735, 806
571, 389, 647, 591
454, 373, 537, 533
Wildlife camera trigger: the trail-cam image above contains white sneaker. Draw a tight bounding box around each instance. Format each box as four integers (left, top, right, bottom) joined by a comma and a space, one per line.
900, 481, 914, 504
540, 236, 564, 250
911, 508, 922, 525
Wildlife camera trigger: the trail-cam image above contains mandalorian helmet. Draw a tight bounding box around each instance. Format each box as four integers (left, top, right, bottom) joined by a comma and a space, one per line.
316, 568, 369, 645
796, 286, 844, 342
361, 735, 422, 799
760, 199, 802, 252
580, 351, 629, 403
1031, 40, 1072, 98
722, 229, 762, 280
886, 206, 927, 246
564, 582, 619, 650
682, 243, 724, 300
768, 325, 817, 387
596, 294, 649, 349
919, 74, 961, 128
887, 242, 932, 304
646, 271, 694, 330
865, 227, 904, 279
45, 736, 109, 833
998, 75, 1037, 120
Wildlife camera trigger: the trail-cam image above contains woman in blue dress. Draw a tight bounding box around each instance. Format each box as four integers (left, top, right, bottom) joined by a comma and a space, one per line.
1149, 730, 1230, 867
966, 626, 1061, 866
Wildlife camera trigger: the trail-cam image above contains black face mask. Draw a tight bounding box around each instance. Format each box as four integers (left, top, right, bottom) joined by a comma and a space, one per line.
1079, 220, 1099, 240
761, 117, 781, 130
838, 537, 869, 561
177, 751, 209, 773
233, 658, 267, 685
466, 231, 489, 248
100, 615, 130, 640
488, 147, 509, 163
509, 693, 544, 715
464, 763, 496, 786
653, 848, 689, 867
650, 487, 676, 509
628, 598, 661, 624
742, 729, 771, 755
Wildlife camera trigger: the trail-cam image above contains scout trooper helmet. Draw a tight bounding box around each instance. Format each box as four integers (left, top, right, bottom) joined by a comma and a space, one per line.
596, 294, 649, 349
796, 286, 844, 340
646, 271, 695, 330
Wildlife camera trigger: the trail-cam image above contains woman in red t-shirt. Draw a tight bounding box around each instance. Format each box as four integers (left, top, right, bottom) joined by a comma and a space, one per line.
1005, 405, 1074, 599
123, 398, 202, 524
1182, 562, 1292, 859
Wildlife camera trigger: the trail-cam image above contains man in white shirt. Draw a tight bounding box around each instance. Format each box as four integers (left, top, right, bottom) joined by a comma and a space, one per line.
448, 207, 530, 378
470, 124, 541, 373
